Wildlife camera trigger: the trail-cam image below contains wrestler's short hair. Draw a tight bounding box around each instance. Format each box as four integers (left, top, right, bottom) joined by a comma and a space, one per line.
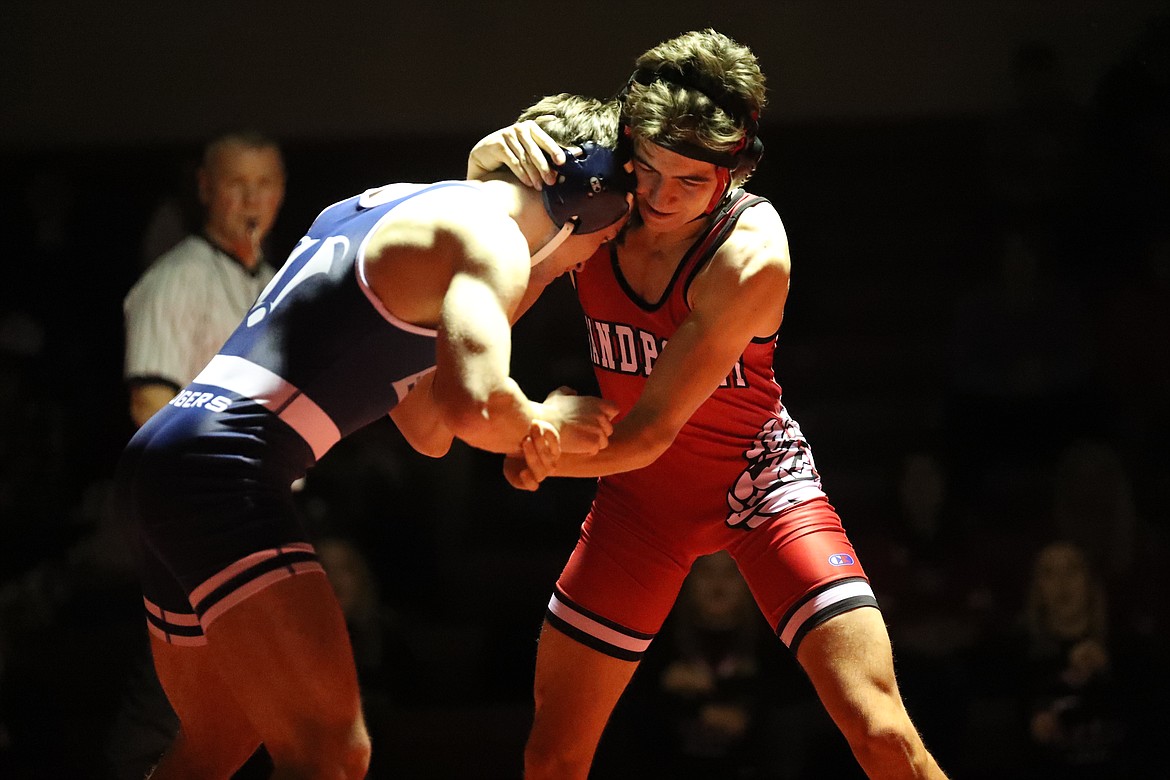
516, 92, 622, 150
623, 29, 766, 187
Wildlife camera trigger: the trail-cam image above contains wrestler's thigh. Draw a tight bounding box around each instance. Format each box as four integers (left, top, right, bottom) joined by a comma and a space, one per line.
794, 606, 905, 728
729, 498, 871, 641
556, 508, 695, 638
150, 633, 261, 763
202, 571, 365, 754
526, 619, 640, 777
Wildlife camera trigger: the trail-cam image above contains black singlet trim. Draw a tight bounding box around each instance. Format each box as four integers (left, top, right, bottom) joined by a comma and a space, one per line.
553, 587, 656, 640
679, 190, 769, 310
144, 611, 203, 638
609, 190, 769, 313
192, 548, 319, 618
775, 575, 869, 636
545, 609, 645, 662
787, 595, 880, 655
608, 240, 689, 313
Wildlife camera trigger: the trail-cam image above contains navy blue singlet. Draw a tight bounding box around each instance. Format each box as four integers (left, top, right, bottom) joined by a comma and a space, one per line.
116, 181, 475, 643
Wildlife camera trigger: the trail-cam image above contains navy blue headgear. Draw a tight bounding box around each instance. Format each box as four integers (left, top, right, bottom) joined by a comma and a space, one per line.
542, 141, 634, 235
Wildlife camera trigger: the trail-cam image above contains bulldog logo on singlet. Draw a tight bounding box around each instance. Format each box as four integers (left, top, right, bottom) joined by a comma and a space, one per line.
247, 235, 350, 327
391, 366, 436, 403
583, 314, 747, 387
726, 414, 822, 528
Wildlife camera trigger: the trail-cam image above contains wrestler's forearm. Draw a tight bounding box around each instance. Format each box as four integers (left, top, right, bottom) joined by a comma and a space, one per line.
547, 414, 672, 478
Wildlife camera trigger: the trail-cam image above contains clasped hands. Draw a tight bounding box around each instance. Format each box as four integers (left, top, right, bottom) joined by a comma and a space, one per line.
506, 386, 615, 491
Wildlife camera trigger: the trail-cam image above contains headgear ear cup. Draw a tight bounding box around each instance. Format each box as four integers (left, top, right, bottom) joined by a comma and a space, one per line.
541, 141, 634, 234
529, 141, 634, 266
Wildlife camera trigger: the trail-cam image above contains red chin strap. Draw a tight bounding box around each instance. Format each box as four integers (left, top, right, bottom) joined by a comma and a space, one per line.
705, 167, 731, 214
702, 131, 747, 214
627, 126, 735, 216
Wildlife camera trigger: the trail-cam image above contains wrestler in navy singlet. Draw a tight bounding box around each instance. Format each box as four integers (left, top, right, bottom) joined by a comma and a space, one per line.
117, 182, 474, 645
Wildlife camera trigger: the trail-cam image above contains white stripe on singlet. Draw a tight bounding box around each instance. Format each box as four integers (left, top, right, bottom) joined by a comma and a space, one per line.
192, 544, 325, 629
192, 354, 340, 460
547, 593, 654, 655
777, 578, 876, 648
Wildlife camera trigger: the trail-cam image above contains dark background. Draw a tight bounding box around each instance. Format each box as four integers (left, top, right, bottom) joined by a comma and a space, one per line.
2, 2, 1168, 778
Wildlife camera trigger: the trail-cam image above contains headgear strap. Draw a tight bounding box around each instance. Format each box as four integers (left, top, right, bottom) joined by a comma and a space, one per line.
626, 64, 760, 141
621, 63, 764, 214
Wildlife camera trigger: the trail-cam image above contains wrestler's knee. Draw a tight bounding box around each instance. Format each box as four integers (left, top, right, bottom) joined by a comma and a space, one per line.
824, 674, 939, 777
525, 732, 592, 780
525, 698, 596, 780
147, 729, 262, 780
267, 712, 371, 778
847, 702, 929, 765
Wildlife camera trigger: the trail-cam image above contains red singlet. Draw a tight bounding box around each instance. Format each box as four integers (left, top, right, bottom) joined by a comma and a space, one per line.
547, 191, 878, 660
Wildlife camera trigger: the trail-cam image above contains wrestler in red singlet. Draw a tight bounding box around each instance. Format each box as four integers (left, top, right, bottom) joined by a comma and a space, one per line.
547, 189, 879, 660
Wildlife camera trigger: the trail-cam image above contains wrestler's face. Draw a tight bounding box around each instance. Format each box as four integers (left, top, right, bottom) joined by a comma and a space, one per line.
631, 139, 721, 232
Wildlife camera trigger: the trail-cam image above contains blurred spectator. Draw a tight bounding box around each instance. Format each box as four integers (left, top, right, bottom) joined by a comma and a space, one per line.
851, 449, 999, 768
596, 551, 797, 779
966, 535, 1167, 777
1051, 440, 1137, 588
1050, 438, 1169, 653
1010, 541, 1131, 778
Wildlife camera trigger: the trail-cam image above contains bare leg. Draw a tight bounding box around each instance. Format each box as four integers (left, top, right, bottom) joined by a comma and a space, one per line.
524, 621, 639, 780
147, 635, 262, 779
797, 606, 948, 780
151, 571, 370, 779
